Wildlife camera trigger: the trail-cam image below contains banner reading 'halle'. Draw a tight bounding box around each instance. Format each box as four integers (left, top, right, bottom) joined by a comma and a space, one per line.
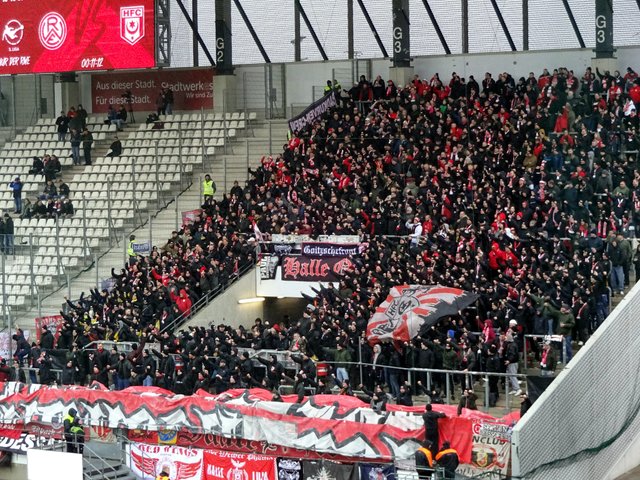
281, 256, 354, 282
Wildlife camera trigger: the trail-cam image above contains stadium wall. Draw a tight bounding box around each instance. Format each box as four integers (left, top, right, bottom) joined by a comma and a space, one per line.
182, 266, 264, 330
66, 45, 640, 117
511, 279, 640, 479
0, 74, 56, 128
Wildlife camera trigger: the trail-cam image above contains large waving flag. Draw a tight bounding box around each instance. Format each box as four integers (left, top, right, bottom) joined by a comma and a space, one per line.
366, 285, 479, 343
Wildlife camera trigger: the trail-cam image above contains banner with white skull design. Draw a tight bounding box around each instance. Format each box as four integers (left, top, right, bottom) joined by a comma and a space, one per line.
277, 458, 303, 480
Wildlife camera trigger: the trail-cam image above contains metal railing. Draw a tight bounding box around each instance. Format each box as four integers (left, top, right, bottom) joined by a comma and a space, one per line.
81, 442, 121, 480
235, 348, 530, 414
160, 261, 256, 334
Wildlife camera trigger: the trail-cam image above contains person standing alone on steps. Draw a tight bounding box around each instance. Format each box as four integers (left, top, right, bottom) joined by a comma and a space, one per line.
9, 176, 22, 214
81, 128, 93, 165
203, 174, 216, 202
70, 129, 81, 165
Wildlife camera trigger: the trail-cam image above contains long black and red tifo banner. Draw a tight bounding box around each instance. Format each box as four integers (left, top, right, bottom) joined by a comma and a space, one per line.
0, 382, 513, 476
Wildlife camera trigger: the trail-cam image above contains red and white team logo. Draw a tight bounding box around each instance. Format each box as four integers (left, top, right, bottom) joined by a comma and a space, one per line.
38, 12, 67, 50
2, 20, 24, 46
120, 6, 145, 45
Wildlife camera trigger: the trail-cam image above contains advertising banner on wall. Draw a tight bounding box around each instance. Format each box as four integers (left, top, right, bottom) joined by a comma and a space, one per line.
0, 0, 155, 74
203, 450, 277, 480
359, 463, 397, 480
302, 460, 358, 480
127, 443, 203, 480
281, 256, 354, 282
91, 68, 214, 113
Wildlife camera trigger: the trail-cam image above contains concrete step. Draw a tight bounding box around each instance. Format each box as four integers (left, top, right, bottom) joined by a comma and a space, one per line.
84, 465, 135, 480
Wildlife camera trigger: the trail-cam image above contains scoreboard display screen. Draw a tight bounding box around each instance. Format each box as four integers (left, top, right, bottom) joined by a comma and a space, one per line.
0, 0, 155, 74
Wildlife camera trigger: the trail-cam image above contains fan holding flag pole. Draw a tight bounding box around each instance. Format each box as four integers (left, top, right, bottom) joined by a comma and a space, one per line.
366, 285, 479, 344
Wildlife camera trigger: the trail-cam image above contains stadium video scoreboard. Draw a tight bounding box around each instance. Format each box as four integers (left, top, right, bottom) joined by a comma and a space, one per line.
0, 0, 155, 74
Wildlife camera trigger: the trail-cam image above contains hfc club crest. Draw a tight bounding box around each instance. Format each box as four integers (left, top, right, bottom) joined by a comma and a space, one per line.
120, 6, 145, 45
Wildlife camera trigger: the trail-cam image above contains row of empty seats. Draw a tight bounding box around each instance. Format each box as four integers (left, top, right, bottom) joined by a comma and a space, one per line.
150, 120, 246, 131
130, 131, 230, 142
162, 112, 253, 122
135, 127, 236, 142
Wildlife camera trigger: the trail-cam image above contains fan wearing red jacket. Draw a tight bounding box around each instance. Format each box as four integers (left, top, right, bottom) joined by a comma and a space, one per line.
171, 289, 192, 316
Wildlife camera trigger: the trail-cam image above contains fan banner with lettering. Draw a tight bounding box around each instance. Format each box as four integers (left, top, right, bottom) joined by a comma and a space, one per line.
203, 450, 276, 480
457, 422, 511, 478
0, 383, 511, 463
34, 315, 65, 341
127, 443, 203, 480
366, 285, 479, 343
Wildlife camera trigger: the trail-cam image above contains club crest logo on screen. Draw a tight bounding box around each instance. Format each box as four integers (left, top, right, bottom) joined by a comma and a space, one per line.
38, 12, 67, 50
120, 6, 145, 46
2, 20, 24, 47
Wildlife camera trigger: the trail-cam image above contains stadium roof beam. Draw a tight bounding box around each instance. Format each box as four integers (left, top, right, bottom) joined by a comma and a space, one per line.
155, 0, 171, 66
216, 0, 234, 73
175, 0, 216, 66
392, 0, 411, 67
192, 0, 199, 67
294, 0, 329, 61
233, 0, 271, 63
561, 0, 586, 48
355, 0, 389, 59
347, 0, 354, 59
420, 0, 451, 55
595, 0, 615, 58
522, 0, 529, 50
489, 0, 517, 51
461, 0, 469, 53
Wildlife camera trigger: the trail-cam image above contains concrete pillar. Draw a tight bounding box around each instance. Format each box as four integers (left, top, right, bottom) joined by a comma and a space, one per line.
213, 74, 237, 113
59, 82, 80, 111
388, 66, 415, 89
591, 57, 619, 75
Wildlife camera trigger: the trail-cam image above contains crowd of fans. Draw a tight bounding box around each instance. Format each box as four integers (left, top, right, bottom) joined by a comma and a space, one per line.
11, 64, 640, 410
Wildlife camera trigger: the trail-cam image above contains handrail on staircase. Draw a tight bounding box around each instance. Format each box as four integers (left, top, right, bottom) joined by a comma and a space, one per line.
82, 442, 121, 480
160, 261, 256, 334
